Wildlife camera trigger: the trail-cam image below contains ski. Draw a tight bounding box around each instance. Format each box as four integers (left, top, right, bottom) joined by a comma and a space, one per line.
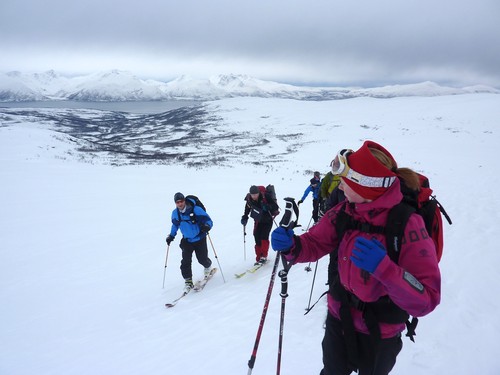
165, 268, 217, 308
165, 290, 191, 308
235, 261, 268, 278
193, 268, 217, 291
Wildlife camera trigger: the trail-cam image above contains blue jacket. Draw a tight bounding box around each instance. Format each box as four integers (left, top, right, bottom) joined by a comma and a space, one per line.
301, 180, 321, 201
169, 202, 213, 243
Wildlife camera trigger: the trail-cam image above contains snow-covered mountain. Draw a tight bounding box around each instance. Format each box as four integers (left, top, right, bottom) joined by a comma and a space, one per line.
1, 70, 498, 102
0, 72, 46, 101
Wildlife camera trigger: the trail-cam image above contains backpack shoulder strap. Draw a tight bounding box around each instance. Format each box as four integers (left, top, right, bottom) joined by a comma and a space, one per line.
185, 196, 196, 208
385, 202, 415, 263
177, 200, 196, 222
334, 201, 415, 264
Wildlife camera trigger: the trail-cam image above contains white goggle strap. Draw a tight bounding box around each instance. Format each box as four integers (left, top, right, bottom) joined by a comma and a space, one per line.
344, 169, 396, 188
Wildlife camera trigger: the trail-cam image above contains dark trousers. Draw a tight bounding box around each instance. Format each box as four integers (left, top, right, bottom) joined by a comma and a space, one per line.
320, 313, 402, 375
253, 221, 273, 247
179, 237, 212, 280
313, 198, 320, 223
253, 221, 273, 260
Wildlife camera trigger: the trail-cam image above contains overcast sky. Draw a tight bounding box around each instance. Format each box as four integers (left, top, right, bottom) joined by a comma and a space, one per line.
1, 0, 499, 87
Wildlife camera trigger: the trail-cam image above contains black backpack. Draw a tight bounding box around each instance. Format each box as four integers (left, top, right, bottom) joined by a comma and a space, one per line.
185, 195, 206, 212
253, 185, 278, 206
265, 184, 277, 205
177, 195, 207, 222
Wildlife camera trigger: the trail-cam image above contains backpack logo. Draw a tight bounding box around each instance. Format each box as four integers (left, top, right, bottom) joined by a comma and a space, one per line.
410, 174, 452, 262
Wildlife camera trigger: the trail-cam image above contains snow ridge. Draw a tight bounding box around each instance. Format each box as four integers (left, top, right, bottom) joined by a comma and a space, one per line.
1, 70, 498, 102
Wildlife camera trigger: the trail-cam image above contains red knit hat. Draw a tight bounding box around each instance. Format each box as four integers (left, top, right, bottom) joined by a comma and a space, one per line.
342, 140, 397, 200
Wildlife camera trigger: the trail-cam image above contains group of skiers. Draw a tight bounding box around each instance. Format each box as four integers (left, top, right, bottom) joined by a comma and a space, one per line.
298, 169, 347, 228
165, 140, 442, 375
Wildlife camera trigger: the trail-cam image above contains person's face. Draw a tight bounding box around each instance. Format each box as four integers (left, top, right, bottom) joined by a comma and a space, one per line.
339, 179, 369, 204
250, 193, 259, 201
175, 199, 186, 210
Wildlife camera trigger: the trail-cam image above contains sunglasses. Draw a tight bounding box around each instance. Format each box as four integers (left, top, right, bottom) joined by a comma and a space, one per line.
330, 149, 396, 188
175, 199, 185, 204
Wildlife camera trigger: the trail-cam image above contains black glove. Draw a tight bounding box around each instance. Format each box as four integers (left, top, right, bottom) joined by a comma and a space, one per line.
166, 235, 175, 245
241, 215, 248, 226
298, 199, 303, 205
200, 223, 211, 233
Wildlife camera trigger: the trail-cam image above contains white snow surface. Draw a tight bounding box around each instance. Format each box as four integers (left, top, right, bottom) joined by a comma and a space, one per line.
1, 93, 500, 374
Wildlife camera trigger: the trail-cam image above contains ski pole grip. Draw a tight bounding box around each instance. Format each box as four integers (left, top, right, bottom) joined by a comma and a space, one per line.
279, 201, 293, 227
279, 269, 288, 298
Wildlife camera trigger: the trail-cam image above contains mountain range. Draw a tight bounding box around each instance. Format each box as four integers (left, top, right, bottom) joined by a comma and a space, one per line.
1, 70, 498, 102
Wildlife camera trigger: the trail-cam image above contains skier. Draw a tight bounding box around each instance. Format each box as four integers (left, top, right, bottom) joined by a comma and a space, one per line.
271, 141, 441, 375
166, 192, 214, 292
319, 171, 342, 218
241, 185, 279, 265
298, 171, 322, 224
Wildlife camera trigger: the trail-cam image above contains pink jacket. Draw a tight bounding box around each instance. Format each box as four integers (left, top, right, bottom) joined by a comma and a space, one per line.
290, 179, 441, 338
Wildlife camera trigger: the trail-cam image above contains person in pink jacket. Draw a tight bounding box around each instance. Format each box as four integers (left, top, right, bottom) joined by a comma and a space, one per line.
271, 140, 441, 375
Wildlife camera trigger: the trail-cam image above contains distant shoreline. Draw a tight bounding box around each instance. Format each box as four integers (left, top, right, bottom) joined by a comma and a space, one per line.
0, 100, 203, 114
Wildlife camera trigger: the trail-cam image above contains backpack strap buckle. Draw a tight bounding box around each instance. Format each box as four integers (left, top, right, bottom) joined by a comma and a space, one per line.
347, 292, 366, 311
359, 222, 372, 233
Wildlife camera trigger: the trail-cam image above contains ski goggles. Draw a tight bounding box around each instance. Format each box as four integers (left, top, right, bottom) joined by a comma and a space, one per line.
330, 149, 396, 188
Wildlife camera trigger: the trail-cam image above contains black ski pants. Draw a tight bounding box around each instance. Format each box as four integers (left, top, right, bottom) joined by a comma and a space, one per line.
320, 313, 402, 375
312, 198, 320, 223
253, 220, 273, 247
179, 236, 212, 280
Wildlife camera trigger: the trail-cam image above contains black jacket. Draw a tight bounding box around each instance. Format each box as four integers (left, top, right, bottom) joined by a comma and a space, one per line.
243, 192, 279, 223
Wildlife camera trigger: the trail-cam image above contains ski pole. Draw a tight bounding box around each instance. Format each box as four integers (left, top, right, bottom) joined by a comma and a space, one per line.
274, 198, 299, 374
273, 218, 280, 228
247, 252, 280, 375
305, 215, 313, 231
306, 260, 319, 310
162, 245, 170, 289
276, 256, 292, 375
247, 197, 299, 374
243, 225, 247, 261
301, 217, 313, 270
207, 233, 226, 283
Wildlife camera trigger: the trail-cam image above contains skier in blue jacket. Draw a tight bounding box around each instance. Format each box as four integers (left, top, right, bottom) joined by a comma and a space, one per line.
166, 192, 213, 292
298, 171, 322, 224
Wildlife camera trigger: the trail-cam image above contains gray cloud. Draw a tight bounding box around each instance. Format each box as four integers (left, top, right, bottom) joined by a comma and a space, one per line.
1, 0, 499, 87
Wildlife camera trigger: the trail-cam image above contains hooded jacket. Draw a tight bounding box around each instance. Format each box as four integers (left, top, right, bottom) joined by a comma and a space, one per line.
289, 179, 441, 338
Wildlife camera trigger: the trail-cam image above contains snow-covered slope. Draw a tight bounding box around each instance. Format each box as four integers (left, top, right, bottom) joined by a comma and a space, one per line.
1, 94, 500, 375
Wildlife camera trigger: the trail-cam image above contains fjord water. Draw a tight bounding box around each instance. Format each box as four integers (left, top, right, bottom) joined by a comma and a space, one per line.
0, 100, 202, 114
